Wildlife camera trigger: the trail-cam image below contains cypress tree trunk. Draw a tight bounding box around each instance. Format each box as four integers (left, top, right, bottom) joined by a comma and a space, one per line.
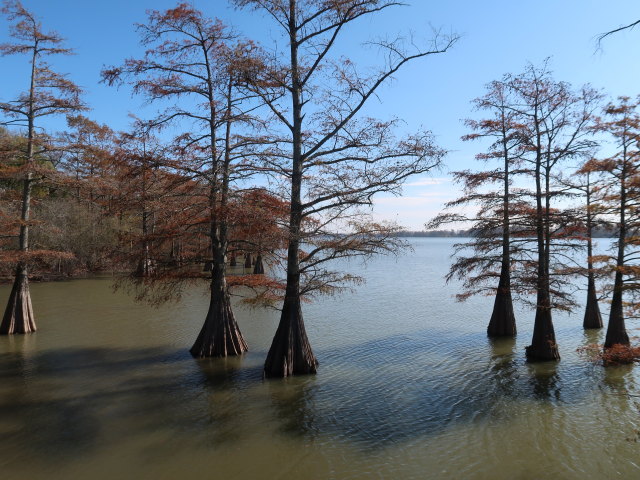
1, 263, 36, 335
605, 159, 630, 348
525, 296, 560, 361
264, 2, 317, 377
487, 264, 516, 337
190, 262, 248, 357
3, 46, 37, 336
488, 127, 516, 338
230, 254, 237, 267
244, 253, 252, 268
526, 148, 559, 361
583, 176, 602, 329
190, 54, 249, 358
583, 276, 603, 329
253, 253, 264, 274
264, 286, 318, 378
604, 270, 630, 348
3, 161, 36, 335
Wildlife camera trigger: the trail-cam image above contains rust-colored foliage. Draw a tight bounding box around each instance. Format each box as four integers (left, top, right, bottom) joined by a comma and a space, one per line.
228, 188, 288, 258
578, 343, 640, 366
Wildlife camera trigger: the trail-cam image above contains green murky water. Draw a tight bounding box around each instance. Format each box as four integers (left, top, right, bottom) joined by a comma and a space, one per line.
1, 238, 639, 479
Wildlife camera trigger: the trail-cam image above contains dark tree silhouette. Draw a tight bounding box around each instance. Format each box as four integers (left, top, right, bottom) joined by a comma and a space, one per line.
598, 19, 640, 45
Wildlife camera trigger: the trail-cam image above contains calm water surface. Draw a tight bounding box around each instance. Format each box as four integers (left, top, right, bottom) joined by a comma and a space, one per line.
1, 238, 639, 479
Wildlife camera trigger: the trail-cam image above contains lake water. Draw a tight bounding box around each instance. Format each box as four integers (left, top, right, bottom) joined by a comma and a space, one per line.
1, 238, 639, 479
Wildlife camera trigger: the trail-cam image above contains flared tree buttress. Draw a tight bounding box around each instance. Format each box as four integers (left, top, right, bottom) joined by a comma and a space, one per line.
1, 264, 36, 335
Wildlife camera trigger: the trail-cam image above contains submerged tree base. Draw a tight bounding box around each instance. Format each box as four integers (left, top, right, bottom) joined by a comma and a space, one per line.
526, 306, 560, 362
1, 267, 37, 335
583, 285, 603, 329
487, 290, 516, 337
190, 294, 248, 358
525, 343, 560, 362
264, 297, 318, 378
604, 311, 630, 349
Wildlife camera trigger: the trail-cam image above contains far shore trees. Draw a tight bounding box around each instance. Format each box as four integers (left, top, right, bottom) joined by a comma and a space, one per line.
0, 0, 84, 334
102, 4, 268, 357
228, 188, 289, 277
235, 0, 454, 377
111, 126, 178, 278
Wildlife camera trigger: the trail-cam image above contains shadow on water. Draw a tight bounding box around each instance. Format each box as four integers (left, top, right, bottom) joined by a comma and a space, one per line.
0, 326, 636, 459
487, 337, 519, 397
266, 376, 320, 438
194, 355, 263, 389
525, 361, 561, 401
249, 330, 610, 450
602, 363, 636, 392
0, 345, 267, 465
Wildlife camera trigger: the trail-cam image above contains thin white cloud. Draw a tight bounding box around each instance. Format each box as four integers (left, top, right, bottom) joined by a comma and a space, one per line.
417, 191, 448, 198
373, 195, 447, 207
405, 177, 451, 187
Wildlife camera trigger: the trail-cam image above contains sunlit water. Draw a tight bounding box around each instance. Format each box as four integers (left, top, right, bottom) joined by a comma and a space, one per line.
1, 238, 639, 479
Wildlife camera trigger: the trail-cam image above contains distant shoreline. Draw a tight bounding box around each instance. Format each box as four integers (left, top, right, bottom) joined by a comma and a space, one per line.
398, 230, 470, 237
400, 229, 617, 238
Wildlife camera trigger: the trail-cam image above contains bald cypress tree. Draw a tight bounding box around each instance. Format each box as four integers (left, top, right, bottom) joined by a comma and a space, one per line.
0, 1, 84, 334
235, 0, 454, 377
429, 79, 526, 338
508, 64, 600, 362
102, 5, 267, 356
590, 97, 640, 350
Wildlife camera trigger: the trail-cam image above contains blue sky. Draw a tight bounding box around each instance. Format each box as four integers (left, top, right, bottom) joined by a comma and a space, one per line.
1, 0, 639, 229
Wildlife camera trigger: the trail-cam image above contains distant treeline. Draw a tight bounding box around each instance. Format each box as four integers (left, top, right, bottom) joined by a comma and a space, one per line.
400, 229, 472, 237
403, 226, 618, 238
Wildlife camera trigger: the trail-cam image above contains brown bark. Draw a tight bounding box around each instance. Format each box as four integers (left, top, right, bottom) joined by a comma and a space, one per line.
190, 265, 248, 357
487, 265, 516, 337
526, 290, 560, 361
3, 36, 37, 335
605, 270, 630, 348
583, 173, 602, 329
526, 107, 560, 362
263, 294, 318, 378
189, 30, 250, 359
263, 0, 318, 378
488, 117, 516, 338
605, 144, 630, 348
583, 277, 603, 329
1, 264, 36, 335
230, 254, 237, 267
